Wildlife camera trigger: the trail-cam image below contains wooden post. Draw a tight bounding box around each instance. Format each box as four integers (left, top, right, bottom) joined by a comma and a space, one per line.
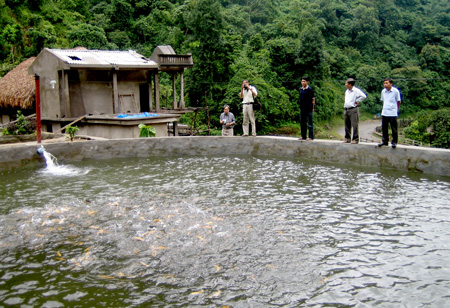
180, 71, 185, 109
148, 72, 153, 111
113, 70, 119, 113
173, 121, 178, 136
155, 72, 160, 112
61, 71, 70, 118
172, 72, 177, 109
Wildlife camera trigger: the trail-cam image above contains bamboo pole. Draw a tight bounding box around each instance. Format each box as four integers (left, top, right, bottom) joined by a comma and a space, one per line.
53, 114, 87, 134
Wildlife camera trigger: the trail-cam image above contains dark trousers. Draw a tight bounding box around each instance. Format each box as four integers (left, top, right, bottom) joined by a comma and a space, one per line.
300, 110, 314, 139
381, 116, 398, 145
344, 107, 359, 142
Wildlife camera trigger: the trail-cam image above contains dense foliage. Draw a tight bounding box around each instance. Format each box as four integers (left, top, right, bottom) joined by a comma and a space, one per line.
404, 108, 450, 148
1, 0, 449, 145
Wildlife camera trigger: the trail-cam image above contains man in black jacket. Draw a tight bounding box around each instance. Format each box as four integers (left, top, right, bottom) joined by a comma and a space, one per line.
299, 76, 315, 140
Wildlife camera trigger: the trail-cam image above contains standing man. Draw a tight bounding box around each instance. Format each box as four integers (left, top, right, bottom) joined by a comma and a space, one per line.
378, 78, 402, 148
219, 105, 236, 136
240, 79, 257, 137
344, 78, 367, 144
299, 76, 315, 140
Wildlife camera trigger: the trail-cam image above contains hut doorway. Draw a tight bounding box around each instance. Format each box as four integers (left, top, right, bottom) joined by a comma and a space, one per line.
139, 84, 150, 112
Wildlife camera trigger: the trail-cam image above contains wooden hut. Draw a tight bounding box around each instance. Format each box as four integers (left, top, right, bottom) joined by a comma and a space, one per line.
0, 57, 36, 124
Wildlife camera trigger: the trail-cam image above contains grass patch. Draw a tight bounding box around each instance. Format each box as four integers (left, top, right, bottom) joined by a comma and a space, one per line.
315, 116, 344, 140
265, 122, 300, 137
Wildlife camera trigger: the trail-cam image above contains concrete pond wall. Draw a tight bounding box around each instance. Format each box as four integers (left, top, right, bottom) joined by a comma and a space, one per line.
0, 136, 449, 177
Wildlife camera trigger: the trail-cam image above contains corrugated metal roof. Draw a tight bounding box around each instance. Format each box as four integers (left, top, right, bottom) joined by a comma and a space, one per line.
48, 49, 158, 68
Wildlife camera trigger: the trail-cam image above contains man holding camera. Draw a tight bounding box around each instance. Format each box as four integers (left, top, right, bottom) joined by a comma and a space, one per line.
240, 79, 258, 137
220, 105, 236, 136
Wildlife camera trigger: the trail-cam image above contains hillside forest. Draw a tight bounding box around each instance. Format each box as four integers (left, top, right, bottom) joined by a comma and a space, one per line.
1, 0, 449, 147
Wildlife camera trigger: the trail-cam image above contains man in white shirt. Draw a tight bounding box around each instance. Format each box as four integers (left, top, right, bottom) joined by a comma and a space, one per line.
378, 78, 402, 148
240, 79, 257, 136
344, 78, 367, 144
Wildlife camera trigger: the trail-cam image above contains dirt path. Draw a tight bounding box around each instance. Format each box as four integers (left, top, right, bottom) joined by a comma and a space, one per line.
337, 119, 382, 143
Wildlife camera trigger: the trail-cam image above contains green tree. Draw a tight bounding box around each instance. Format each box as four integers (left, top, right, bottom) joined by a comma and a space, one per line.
1, 24, 23, 61
185, 0, 227, 106
294, 24, 326, 79
67, 23, 109, 49
106, 0, 134, 30
429, 108, 450, 148
420, 44, 445, 73
108, 30, 130, 49
349, 4, 380, 51
25, 21, 57, 56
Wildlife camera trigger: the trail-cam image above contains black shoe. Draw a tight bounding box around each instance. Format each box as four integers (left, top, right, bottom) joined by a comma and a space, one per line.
377, 142, 388, 147
392, 143, 397, 149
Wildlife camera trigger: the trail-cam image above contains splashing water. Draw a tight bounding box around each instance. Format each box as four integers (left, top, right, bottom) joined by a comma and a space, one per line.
42, 149, 58, 168
39, 147, 90, 176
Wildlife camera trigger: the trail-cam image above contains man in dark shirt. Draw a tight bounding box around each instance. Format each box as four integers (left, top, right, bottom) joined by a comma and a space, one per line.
299, 76, 315, 140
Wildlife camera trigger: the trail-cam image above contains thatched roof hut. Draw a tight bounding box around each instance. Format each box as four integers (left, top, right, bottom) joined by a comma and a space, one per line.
0, 57, 36, 110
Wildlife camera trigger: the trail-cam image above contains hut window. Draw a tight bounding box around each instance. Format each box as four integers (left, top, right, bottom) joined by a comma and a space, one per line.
68, 55, 82, 61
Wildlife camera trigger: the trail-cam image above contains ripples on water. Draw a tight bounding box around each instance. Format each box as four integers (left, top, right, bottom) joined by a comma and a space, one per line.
0, 155, 449, 307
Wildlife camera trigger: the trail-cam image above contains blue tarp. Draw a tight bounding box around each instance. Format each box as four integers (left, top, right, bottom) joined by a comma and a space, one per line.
116, 112, 159, 118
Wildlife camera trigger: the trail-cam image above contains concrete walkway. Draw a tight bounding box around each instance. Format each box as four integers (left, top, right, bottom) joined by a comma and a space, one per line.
337, 119, 382, 143
1, 136, 449, 177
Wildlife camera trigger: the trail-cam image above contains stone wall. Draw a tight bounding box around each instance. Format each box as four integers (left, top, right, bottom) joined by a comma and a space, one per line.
0, 137, 449, 177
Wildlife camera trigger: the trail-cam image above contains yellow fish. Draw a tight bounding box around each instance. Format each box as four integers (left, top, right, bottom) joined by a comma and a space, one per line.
196, 236, 207, 242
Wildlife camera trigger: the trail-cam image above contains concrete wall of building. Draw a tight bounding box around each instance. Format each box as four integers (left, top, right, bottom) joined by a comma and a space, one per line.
1, 114, 11, 124
0, 137, 449, 177
70, 70, 113, 116
77, 122, 168, 139
31, 52, 153, 121
28, 49, 63, 119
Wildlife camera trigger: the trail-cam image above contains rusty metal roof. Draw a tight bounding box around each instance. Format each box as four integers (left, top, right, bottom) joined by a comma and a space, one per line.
47, 49, 158, 69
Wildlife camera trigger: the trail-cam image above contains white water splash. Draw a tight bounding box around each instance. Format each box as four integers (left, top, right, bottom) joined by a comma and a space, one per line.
42, 150, 58, 168
40, 148, 90, 176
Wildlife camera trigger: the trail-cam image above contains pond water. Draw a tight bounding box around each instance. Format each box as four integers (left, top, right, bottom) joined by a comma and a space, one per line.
0, 155, 449, 307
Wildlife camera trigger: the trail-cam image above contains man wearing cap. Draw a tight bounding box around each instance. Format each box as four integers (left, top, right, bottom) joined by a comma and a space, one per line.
344, 78, 367, 144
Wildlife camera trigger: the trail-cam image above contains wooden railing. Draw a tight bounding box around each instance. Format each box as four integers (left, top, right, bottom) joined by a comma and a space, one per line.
158, 55, 193, 66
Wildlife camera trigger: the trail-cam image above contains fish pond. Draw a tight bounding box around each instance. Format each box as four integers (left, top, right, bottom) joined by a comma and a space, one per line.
0, 155, 449, 307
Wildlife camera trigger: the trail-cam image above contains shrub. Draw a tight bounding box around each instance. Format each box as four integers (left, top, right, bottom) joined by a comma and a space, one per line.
1, 111, 36, 135
65, 125, 80, 141
429, 108, 450, 149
